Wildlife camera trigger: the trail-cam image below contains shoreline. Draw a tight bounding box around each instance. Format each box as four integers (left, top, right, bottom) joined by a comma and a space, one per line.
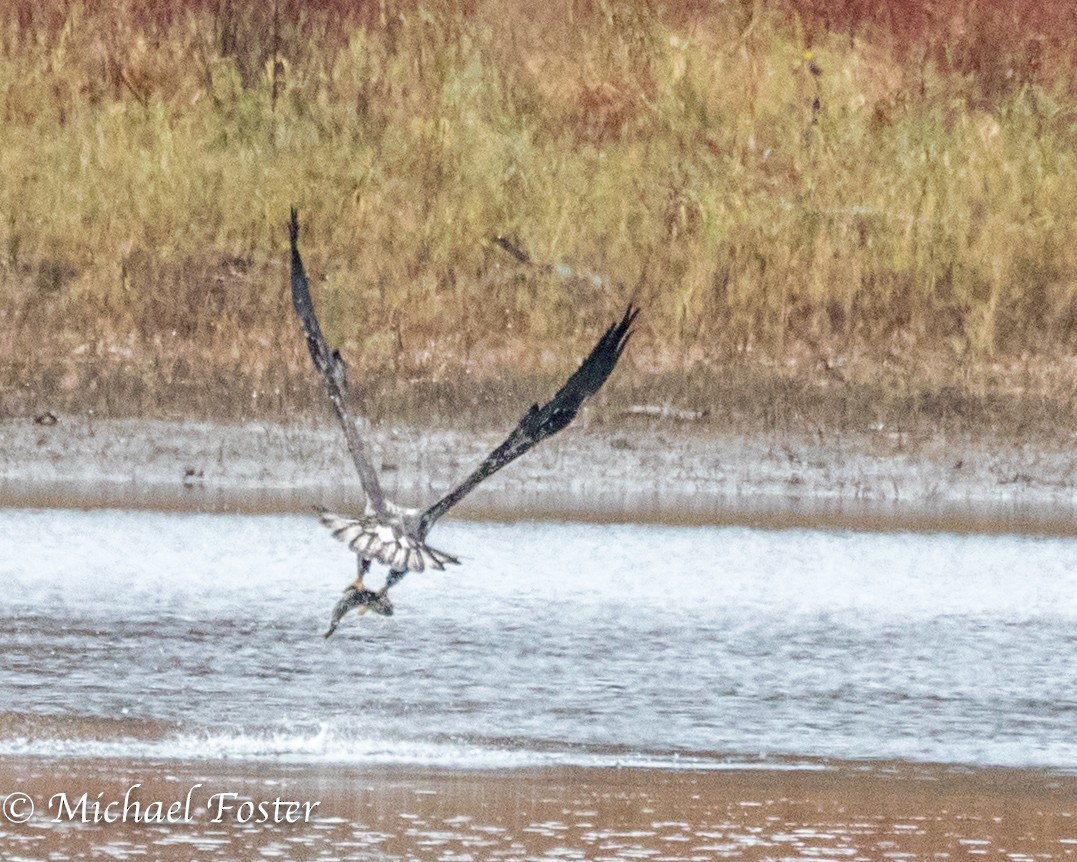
4, 755, 1076, 860
3, 414, 1077, 535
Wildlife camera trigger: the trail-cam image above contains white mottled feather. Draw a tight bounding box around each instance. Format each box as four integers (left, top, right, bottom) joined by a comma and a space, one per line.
317, 509, 459, 572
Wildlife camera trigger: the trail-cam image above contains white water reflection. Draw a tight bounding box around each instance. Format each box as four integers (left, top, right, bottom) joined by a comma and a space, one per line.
1, 507, 1076, 769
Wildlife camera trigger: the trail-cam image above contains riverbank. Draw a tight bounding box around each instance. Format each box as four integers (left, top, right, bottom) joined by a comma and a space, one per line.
3, 413, 1076, 534
4, 0, 1077, 452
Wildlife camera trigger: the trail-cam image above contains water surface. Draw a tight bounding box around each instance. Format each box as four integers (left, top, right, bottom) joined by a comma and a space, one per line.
2, 507, 1075, 771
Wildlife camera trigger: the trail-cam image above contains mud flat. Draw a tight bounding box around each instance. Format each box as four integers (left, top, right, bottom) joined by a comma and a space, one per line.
2, 756, 1076, 860
2, 415, 1077, 534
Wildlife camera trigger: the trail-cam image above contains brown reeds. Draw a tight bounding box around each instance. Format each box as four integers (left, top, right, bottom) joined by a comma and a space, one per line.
1, 0, 1076, 435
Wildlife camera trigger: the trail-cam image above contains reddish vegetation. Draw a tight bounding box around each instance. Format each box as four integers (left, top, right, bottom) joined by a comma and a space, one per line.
5, 0, 1073, 88
1, 0, 1075, 428
787, 0, 1074, 99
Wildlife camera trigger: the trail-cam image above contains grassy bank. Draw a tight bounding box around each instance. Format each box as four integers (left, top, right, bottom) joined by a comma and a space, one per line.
2, 0, 1076, 437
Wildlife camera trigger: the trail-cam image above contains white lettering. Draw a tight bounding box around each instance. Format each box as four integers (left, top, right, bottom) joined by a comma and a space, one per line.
49, 791, 90, 822
49, 785, 317, 824
208, 791, 239, 823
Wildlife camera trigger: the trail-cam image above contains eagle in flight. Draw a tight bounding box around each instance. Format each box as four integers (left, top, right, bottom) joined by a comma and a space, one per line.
289, 210, 638, 636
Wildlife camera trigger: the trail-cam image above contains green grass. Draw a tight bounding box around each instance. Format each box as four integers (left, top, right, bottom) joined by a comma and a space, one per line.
2, 0, 1077, 434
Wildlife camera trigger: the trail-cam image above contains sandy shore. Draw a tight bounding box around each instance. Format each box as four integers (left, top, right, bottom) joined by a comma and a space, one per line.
3, 757, 1076, 860
2, 414, 1077, 533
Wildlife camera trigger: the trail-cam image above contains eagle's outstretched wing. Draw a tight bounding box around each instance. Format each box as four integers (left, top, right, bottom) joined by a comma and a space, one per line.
290, 209, 389, 520
417, 305, 639, 536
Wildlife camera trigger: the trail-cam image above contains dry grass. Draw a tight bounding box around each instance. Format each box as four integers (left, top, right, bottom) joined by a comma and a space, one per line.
2, 0, 1077, 439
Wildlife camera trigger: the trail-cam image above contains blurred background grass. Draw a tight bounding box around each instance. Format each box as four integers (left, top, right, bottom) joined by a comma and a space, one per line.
2, 0, 1076, 438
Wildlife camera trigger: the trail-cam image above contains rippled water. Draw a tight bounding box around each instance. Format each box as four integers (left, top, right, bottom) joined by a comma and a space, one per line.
2, 507, 1076, 770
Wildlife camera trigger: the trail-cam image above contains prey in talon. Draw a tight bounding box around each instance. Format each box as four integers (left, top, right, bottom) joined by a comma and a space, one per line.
323, 560, 395, 638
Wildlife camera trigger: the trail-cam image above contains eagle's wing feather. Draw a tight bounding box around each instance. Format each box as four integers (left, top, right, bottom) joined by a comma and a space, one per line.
317, 509, 459, 571
290, 210, 389, 520
418, 305, 639, 536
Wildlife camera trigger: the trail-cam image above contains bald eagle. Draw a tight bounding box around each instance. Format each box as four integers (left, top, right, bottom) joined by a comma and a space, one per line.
289, 211, 638, 636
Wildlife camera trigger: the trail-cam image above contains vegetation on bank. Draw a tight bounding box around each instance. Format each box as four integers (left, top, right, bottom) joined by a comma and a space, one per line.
2, 0, 1077, 436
